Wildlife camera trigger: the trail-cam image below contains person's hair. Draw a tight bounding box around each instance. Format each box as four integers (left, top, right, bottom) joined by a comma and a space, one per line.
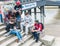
25, 12, 29, 15
8, 11, 12, 15
35, 20, 39, 23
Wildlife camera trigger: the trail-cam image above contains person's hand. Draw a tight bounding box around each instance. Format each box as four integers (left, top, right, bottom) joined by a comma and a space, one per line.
19, 8, 22, 11
14, 10, 17, 13
19, 10, 21, 13
34, 30, 37, 32
25, 22, 28, 25
17, 10, 19, 12
10, 29, 13, 30
31, 30, 34, 32
14, 26, 17, 29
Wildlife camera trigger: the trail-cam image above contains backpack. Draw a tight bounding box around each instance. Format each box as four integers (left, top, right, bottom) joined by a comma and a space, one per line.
39, 23, 44, 30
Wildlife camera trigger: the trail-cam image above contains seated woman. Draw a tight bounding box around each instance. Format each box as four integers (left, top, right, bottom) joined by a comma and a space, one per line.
31, 20, 44, 42
5, 17, 23, 43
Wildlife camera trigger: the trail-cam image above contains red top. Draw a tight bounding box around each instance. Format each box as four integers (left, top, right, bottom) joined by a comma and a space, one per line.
34, 23, 42, 31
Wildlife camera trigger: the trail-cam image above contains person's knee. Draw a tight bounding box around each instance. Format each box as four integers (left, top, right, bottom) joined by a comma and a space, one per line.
15, 31, 19, 34
26, 26, 29, 29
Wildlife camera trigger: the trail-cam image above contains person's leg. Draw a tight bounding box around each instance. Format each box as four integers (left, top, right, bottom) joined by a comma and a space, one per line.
16, 21, 20, 29
32, 32, 36, 39
25, 24, 30, 35
13, 30, 22, 40
35, 33, 39, 42
16, 16, 20, 29
10, 30, 23, 42
5, 30, 12, 36
20, 22, 24, 30
18, 31, 22, 39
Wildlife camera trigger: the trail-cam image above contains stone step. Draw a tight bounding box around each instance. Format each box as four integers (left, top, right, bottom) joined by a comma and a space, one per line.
31, 41, 42, 46
8, 35, 32, 46
21, 38, 35, 46
0, 23, 4, 26
0, 32, 25, 46
0, 26, 6, 31
40, 35, 55, 46
0, 36, 8, 42
0, 30, 6, 36
18, 35, 32, 46
0, 30, 22, 43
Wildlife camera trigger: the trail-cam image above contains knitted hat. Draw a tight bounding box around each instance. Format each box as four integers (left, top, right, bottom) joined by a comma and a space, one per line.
16, 1, 21, 5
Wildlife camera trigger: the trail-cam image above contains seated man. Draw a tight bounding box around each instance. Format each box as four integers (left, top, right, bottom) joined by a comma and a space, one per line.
31, 20, 44, 42
5, 17, 23, 43
20, 12, 33, 36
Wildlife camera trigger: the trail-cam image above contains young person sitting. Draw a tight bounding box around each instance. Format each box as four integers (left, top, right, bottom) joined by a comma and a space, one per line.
5, 17, 23, 43
31, 20, 44, 42
20, 12, 33, 36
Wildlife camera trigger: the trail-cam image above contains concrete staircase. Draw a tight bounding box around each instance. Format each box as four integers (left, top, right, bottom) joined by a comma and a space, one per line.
0, 23, 55, 46
0, 23, 42, 46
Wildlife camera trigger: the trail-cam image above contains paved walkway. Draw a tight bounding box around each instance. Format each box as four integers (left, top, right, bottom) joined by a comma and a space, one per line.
52, 37, 60, 46
45, 20, 60, 46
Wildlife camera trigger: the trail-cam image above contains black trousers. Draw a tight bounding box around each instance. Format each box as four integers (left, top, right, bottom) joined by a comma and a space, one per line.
32, 32, 40, 42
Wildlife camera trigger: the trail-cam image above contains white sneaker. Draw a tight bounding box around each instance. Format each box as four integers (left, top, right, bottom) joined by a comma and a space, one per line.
24, 35, 28, 38
19, 40, 24, 43
4, 33, 9, 37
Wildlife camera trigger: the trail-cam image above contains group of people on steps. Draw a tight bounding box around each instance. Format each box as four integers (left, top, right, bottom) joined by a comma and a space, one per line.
4, 1, 44, 43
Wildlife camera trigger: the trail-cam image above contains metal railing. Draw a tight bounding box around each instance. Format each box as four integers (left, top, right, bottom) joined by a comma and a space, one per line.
45, 0, 60, 1
15, 0, 42, 3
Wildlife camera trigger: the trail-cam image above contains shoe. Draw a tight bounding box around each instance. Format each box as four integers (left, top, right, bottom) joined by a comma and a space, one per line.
24, 35, 28, 38
19, 40, 24, 43
15, 39, 19, 43
35, 40, 38, 43
24, 35, 27, 38
33, 38, 35, 40
4, 33, 9, 37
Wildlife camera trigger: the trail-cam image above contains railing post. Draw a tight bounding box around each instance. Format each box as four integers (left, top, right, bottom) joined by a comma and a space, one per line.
34, 8, 36, 21
28, 9, 31, 15
59, 6, 60, 9
40, 6, 45, 25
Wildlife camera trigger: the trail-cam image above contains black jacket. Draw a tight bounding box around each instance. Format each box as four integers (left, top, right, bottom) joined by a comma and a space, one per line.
5, 23, 16, 32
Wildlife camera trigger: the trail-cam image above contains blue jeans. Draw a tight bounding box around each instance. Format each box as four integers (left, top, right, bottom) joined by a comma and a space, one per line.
16, 16, 21, 28
32, 32, 39, 42
0, 14, 3, 23
8, 29, 22, 40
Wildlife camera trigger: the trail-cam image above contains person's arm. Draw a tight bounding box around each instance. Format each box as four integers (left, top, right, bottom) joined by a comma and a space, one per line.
19, 5, 22, 15
14, 6, 16, 10
19, 5, 22, 10
13, 6, 17, 13
5, 24, 10, 32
